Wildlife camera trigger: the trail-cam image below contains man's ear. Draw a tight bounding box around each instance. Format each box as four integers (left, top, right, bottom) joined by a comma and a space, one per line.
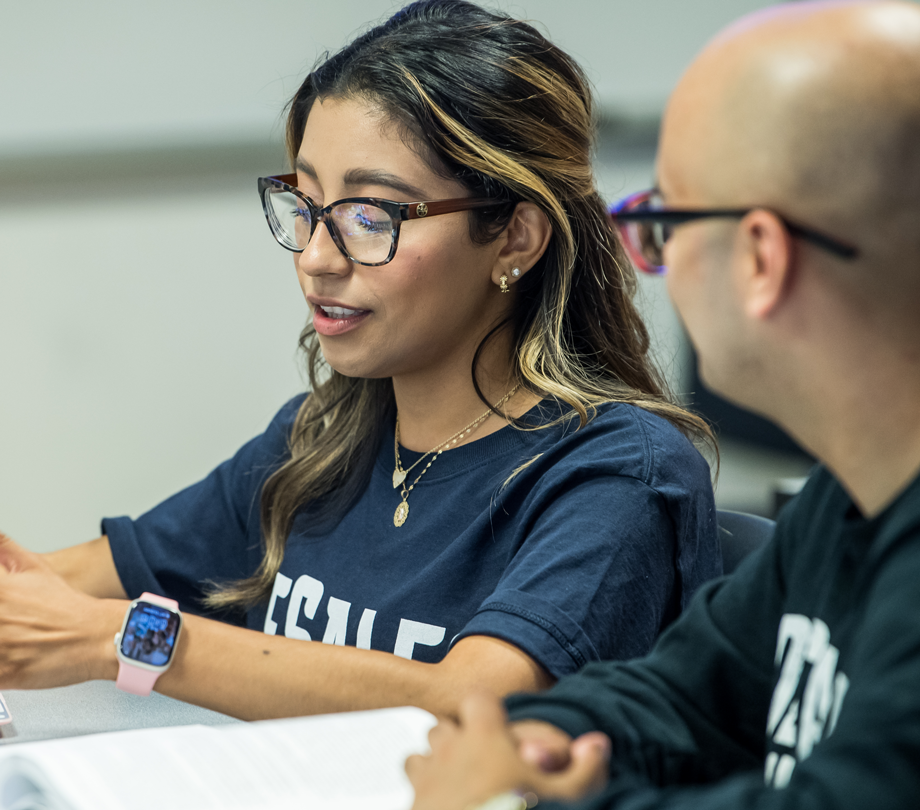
736, 209, 795, 320
490, 202, 552, 289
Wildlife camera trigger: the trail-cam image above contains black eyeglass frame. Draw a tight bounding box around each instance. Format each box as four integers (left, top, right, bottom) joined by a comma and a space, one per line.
610, 189, 859, 275
258, 173, 503, 267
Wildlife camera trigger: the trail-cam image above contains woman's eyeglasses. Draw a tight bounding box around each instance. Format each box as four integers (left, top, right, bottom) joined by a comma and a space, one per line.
258, 174, 502, 267
610, 189, 859, 275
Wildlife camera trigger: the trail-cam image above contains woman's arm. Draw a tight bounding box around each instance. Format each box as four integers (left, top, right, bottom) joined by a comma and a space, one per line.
1, 534, 552, 719
162, 617, 553, 720
45, 536, 127, 599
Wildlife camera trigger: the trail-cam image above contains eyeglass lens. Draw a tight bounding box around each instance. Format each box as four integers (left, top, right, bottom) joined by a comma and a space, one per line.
617, 194, 669, 275
641, 222, 669, 266
263, 186, 396, 264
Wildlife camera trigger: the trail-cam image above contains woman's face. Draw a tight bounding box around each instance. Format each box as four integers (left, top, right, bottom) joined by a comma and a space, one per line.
293, 96, 511, 382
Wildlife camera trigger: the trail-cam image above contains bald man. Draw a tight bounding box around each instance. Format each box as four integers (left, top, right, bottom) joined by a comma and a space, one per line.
406, 2, 920, 808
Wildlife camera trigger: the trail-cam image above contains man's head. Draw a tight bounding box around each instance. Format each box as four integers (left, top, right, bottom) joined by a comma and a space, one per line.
656, 0, 920, 424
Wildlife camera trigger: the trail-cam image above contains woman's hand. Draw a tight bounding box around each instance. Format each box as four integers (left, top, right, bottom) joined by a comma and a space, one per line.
406, 692, 611, 810
0, 532, 123, 689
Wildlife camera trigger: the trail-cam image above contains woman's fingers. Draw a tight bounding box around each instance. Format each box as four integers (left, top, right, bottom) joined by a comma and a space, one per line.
0, 532, 42, 574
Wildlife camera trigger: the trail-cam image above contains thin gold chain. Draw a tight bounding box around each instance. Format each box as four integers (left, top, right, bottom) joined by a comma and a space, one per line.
393, 400, 510, 487
392, 385, 520, 527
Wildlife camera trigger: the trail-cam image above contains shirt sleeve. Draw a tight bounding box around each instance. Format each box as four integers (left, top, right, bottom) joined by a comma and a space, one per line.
504, 534, 779, 776
455, 411, 719, 679
506, 509, 920, 809
103, 396, 305, 617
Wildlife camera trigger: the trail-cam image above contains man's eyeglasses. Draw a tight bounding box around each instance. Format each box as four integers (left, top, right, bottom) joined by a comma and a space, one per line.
258, 174, 502, 267
610, 189, 859, 275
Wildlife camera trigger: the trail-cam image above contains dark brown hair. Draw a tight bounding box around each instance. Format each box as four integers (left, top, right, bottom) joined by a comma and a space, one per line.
207, 0, 713, 609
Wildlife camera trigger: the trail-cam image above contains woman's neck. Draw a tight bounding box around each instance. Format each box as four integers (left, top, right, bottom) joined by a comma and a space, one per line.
390, 339, 537, 453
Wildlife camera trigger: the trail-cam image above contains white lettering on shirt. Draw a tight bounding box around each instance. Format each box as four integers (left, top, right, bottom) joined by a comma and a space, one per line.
322, 597, 351, 645
357, 609, 377, 650
263, 571, 446, 660
285, 574, 325, 641
765, 614, 850, 788
394, 619, 446, 660
263, 572, 293, 635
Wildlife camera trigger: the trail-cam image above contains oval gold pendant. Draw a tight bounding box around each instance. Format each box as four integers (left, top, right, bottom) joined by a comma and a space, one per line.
394, 500, 409, 527
392, 469, 407, 489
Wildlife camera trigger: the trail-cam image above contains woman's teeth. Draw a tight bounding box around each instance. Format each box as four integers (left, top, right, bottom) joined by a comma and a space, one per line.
321, 306, 361, 318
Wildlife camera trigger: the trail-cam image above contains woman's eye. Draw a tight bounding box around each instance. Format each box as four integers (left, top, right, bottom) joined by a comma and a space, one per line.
353, 212, 387, 233
337, 204, 391, 236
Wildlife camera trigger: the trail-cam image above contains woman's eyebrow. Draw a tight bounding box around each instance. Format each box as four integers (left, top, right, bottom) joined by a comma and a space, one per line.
295, 157, 318, 179
343, 168, 428, 200
294, 158, 429, 200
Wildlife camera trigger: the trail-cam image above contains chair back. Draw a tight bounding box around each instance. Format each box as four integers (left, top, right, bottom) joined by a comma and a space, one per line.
716, 509, 776, 574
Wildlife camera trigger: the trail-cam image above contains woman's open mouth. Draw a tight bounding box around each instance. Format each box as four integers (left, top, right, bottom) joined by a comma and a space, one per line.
312, 304, 372, 337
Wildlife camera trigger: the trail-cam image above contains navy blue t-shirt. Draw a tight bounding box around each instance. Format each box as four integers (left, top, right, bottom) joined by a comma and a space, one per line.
104, 396, 719, 678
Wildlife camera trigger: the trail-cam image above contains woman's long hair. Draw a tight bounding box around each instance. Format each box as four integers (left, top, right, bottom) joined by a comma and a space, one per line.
206, 0, 713, 610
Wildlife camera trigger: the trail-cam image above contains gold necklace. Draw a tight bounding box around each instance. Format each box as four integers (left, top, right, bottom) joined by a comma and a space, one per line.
393, 385, 520, 528
393, 409, 493, 489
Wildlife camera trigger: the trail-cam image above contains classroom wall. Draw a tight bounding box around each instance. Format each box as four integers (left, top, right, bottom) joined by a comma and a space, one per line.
1, 0, 788, 551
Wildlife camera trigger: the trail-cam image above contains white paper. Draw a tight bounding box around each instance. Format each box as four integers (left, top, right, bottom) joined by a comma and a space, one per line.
0, 706, 435, 810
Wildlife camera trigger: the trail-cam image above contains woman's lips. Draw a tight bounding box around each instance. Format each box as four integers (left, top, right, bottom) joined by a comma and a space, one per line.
312, 304, 371, 336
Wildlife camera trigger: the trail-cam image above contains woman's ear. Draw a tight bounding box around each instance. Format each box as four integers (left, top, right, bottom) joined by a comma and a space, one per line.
490, 202, 552, 289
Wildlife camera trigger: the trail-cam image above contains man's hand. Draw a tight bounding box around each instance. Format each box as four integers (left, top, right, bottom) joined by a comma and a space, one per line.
407, 692, 611, 810
510, 719, 578, 773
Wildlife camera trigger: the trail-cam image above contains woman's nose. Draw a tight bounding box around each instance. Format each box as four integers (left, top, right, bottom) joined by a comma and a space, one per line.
296, 219, 353, 278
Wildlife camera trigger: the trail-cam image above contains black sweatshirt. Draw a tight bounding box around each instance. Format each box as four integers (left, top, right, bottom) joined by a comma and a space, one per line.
506, 466, 920, 809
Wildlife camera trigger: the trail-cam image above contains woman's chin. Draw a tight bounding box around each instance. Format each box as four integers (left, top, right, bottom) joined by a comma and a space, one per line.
320, 353, 389, 381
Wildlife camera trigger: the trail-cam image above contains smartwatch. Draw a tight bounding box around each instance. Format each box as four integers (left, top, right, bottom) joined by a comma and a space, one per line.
114, 592, 182, 696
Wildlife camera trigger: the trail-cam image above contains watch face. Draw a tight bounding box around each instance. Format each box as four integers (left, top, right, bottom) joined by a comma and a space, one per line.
119, 601, 181, 667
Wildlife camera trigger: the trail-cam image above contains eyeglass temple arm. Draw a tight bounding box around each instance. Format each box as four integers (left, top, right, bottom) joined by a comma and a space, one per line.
610, 208, 858, 260
402, 198, 503, 220
783, 222, 858, 259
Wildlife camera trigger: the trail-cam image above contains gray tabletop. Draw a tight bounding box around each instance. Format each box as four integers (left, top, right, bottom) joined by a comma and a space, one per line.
0, 680, 239, 745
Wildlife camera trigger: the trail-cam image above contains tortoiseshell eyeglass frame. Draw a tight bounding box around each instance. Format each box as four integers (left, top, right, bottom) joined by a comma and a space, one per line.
258, 173, 503, 266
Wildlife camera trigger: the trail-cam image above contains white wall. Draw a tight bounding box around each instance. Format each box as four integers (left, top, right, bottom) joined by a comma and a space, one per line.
2, 0, 778, 154
1, 1, 789, 552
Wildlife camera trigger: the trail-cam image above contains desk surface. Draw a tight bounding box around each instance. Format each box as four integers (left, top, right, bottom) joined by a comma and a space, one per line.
0, 681, 239, 745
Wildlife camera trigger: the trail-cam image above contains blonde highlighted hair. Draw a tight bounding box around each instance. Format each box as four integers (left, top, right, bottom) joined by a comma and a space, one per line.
206, 0, 713, 610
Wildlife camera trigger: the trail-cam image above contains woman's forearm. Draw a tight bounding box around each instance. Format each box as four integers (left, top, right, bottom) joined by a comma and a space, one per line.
16, 536, 552, 719
156, 614, 552, 720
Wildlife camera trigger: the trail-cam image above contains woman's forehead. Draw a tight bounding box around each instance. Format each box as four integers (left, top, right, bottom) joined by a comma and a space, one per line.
297, 97, 460, 195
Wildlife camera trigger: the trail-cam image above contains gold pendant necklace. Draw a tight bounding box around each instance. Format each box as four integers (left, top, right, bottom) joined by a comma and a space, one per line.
392, 404, 504, 489
392, 385, 519, 527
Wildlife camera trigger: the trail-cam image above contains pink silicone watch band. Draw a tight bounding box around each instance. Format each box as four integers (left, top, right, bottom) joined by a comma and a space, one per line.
116, 664, 161, 697
116, 592, 180, 697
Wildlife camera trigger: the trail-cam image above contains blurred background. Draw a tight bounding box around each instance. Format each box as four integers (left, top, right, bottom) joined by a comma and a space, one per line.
1, 0, 827, 553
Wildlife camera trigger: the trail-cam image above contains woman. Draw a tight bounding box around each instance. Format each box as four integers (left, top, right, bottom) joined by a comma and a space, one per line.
0, 0, 719, 719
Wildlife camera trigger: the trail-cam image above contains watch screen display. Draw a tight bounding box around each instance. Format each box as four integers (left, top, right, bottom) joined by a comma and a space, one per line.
120, 601, 180, 666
